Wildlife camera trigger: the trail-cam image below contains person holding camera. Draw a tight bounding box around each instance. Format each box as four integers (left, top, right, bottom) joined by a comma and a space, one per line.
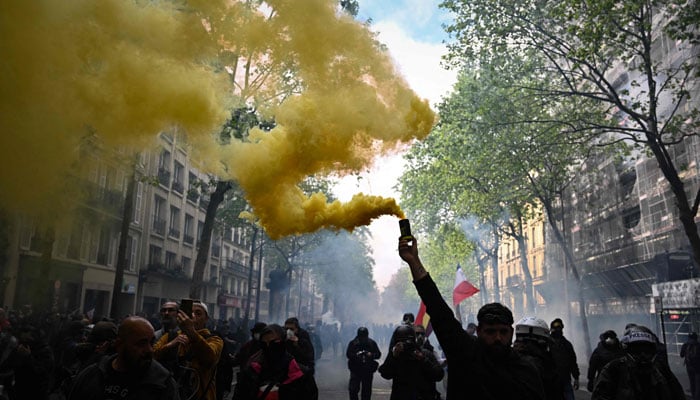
154, 301, 223, 400
378, 323, 444, 400
346, 327, 382, 400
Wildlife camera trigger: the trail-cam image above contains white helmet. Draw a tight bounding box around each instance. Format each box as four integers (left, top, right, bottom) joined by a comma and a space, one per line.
515, 316, 551, 342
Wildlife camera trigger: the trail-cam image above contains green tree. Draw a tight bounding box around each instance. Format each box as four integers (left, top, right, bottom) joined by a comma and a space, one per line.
441, 0, 700, 267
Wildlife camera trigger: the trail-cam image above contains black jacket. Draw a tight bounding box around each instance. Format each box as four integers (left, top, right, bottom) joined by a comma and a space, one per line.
346, 336, 381, 373
67, 354, 179, 400
550, 334, 580, 380
379, 345, 444, 400
587, 341, 623, 385
513, 340, 564, 400
591, 355, 685, 400
286, 328, 315, 374
415, 274, 545, 400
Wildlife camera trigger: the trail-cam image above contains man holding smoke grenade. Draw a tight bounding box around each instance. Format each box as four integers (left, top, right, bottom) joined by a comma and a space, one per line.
398, 232, 545, 400
346, 327, 381, 400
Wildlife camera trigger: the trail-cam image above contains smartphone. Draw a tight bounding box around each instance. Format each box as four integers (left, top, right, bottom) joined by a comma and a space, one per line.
180, 298, 193, 316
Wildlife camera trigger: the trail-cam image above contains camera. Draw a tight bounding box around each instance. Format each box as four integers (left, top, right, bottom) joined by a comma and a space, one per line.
356, 350, 370, 364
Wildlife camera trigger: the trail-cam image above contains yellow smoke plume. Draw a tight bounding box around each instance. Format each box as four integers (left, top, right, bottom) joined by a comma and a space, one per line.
0, 0, 434, 238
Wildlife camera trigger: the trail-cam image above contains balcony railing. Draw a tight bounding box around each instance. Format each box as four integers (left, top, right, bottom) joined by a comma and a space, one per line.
153, 218, 166, 235
187, 189, 199, 203
168, 227, 180, 239
158, 168, 171, 187
172, 180, 184, 194
225, 258, 249, 275
183, 234, 194, 245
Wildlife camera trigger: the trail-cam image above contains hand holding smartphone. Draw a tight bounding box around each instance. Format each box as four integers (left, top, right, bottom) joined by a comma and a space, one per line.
180, 298, 193, 317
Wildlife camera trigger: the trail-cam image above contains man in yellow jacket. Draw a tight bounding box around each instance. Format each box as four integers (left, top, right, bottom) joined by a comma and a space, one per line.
154, 301, 223, 400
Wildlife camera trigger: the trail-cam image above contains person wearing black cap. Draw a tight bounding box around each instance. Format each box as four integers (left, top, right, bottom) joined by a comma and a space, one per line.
549, 318, 580, 400
346, 327, 382, 400
398, 235, 545, 400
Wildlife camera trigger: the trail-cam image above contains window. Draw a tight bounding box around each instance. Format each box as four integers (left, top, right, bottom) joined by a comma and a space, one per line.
153, 196, 166, 235
132, 182, 143, 224
182, 257, 192, 276
172, 162, 184, 193
184, 214, 194, 244
165, 251, 176, 269
127, 235, 138, 271
149, 245, 162, 266
169, 206, 180, 238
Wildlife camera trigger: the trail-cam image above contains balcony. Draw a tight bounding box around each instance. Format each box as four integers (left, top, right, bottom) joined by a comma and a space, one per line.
200, 197, 210, 210
187, 189, 199, 203
225, 258, 249, 275
168, 227, 180, 239
183, 234, 194, 245
172, 180, 184, 194
153, 218, 166, 235
157, 168, 171, 187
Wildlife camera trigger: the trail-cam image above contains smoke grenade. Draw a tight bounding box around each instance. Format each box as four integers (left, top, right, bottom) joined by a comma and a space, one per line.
399, 218, 413, 239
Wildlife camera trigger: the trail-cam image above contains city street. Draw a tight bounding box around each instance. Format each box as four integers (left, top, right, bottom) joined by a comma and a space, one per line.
227, 344, 697, 400
314, 353, 594, 400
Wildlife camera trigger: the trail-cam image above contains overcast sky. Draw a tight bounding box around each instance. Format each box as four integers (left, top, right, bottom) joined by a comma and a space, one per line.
333, 0, 458, 290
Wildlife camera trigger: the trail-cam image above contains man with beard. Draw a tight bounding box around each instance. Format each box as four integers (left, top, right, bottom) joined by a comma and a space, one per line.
154, 301, 223, 400
233, 324, 318, 400
67, 316, 179, 400
592, 325, 685, 400
154, 301, 179, 340
398, 235, 545, 400
346, 327, 381, 400
587, 330, 623, 392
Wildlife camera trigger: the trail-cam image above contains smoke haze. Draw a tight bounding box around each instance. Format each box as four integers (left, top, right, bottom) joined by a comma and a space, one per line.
0, 0, 434, 237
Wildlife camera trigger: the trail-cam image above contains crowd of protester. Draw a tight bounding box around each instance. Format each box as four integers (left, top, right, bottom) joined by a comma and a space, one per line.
0, 244, 696, 400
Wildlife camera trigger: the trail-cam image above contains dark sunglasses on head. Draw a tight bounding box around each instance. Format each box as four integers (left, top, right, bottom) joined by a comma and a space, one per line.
160, 307, 177, 313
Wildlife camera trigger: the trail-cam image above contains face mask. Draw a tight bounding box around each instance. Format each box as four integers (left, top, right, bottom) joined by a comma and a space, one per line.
253, 333, 260, 341
286, 329, 295, 339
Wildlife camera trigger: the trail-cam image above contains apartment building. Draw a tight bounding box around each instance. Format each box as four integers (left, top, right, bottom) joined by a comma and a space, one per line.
483, 10, 700, 356
0, 133, 266, 321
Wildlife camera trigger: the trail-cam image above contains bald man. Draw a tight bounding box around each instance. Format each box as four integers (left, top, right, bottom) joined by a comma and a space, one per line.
68, 316, 179, 400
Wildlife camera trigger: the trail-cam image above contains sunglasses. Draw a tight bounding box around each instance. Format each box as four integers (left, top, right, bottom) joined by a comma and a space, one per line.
160, 308, 177, 313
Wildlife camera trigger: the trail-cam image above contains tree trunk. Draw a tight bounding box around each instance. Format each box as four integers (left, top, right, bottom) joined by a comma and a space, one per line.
190, 180, 232, 300
110, 166, 136, 319
541, 196, 592, 357
254, 240, 264, 321
243, 226, 258, 325
474, 246, 489, 304
491, 229, 501, 302
516, 233, 536, 314
38, 226, 55, 311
